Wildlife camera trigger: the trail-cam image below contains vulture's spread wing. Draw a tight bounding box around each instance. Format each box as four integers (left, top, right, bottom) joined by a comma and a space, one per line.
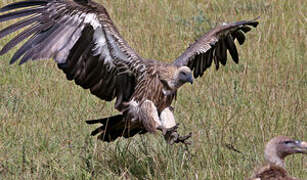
0, 0, 145, 110
173, 18, 259, 78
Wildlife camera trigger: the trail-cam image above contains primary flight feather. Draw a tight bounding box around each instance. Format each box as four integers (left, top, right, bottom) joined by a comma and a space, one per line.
0, 0, 259, 144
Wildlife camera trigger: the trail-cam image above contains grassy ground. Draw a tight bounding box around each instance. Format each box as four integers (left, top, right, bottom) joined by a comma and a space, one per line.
0, 0, 306, 179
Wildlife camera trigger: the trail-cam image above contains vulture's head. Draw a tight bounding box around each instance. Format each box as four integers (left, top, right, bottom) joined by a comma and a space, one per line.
264, 136, 307, 167
159, 66, 193, 94
176, 66, 193, 86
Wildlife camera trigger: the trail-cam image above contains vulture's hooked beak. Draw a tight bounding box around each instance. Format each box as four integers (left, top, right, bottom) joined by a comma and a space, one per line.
187, 74, 193, 84
294, 141, 307, 154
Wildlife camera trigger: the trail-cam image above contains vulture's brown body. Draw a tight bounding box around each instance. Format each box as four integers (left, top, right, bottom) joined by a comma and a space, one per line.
0, 0, 258, 143
248, 136, 307, 180
248, 164, 299, 180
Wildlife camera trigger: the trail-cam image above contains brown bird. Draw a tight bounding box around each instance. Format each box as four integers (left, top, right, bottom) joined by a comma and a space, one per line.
0, 0, 258, 143
248, 136, 307, 180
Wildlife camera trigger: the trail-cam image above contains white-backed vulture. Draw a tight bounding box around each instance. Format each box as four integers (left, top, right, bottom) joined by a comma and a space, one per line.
0, 0, 259, 144
248, 136, 307, 180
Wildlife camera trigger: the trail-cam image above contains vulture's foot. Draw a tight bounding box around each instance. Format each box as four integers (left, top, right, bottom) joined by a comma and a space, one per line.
174, 132, 192, 145
158, 124, 192, 145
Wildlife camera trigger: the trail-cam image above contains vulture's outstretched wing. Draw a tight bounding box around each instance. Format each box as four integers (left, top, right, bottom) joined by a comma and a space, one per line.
0, 0, 145, 110
173, 18, 259, 78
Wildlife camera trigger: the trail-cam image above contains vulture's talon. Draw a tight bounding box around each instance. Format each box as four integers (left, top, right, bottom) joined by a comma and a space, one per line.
174, 132, 192, 145
158, 123, 179, 135
166, 123, 179, 132
161, 124, 192, 145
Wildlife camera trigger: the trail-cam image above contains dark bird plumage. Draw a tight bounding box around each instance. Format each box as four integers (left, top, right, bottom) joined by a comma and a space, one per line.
248, 136, 307, 180
0, 0, 259, 143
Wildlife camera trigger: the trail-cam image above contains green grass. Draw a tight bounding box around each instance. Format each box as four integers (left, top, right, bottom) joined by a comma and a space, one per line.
0, 0, 306, 179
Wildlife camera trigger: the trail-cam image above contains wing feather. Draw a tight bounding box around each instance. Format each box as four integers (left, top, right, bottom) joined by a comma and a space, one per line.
0, 15, 40, 39
0, 23, 41, 55
0, 0, 48, 13
82, 58, 105, 88
206, 49, 214, 69
173, 18, 259, 78
225, 34, 239, 63
199, 54, 205, 76
194, 55, 201, 77
232, 30, 245, 45
0, 7, 45, 22
0, 0, 146, 110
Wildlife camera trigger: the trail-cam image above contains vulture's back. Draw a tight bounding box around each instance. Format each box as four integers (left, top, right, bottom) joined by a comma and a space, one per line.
248, 164, 300, 180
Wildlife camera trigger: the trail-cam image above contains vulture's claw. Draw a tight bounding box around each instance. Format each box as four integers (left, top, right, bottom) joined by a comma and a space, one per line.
174, 132, 192, 145
160, 123, 192, 145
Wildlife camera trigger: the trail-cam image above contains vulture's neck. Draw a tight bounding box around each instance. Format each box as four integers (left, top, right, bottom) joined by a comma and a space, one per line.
264, 148, 285, 168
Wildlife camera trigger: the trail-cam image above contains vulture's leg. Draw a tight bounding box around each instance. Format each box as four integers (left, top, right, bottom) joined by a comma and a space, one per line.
160, 107, 176, 129
139, 100, 163, 133
159, 107, 192, 145
139, 101, 191, 145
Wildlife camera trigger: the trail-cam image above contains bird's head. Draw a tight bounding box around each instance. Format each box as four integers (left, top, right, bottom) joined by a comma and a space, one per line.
264, 136, 307, 167
159, 65, 193, 92
158, 65, 193, 97
176, 66, 193, 86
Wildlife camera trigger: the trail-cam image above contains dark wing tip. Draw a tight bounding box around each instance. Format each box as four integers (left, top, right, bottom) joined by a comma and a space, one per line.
246, 16, 260, 27
9, 59, 17, 65
86, 119, 103, 124
248, 21, 259, 28
233, 20, 259, 29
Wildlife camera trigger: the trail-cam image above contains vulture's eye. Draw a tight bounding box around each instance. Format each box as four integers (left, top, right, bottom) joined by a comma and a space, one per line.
180, 71, 187, 76
283, 141, 294, 144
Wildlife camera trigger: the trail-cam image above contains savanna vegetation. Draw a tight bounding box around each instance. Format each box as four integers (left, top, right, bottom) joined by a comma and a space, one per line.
0, 0, 306, 179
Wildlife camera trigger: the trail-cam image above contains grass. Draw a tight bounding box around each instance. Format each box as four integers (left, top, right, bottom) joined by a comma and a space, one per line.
0, 0, 306, 179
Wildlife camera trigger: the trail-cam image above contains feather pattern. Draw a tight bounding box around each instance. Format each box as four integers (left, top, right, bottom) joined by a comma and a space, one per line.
0, 15, 41, 39
174, 18, 259, 78
0, 7, 45, 22
0, 0, 49, 13
0, 23, 41, 55
0, 0, 145, 108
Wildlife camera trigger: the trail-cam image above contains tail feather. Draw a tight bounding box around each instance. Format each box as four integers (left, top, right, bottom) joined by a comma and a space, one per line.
90, 126, 104, 136
86, 114, 146, 142
86, 114, 123, 125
